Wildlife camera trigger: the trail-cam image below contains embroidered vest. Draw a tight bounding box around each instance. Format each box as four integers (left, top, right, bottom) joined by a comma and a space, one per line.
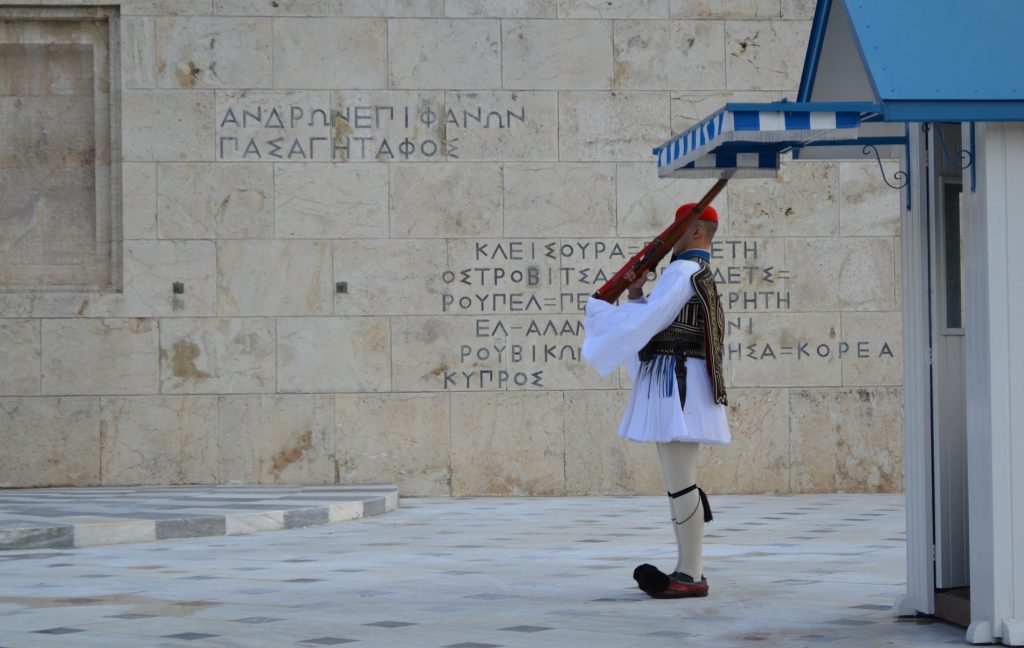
638, 259, 728, 406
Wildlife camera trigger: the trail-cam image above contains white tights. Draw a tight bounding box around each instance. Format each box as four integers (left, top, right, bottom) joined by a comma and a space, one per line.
656, 441, 704, 579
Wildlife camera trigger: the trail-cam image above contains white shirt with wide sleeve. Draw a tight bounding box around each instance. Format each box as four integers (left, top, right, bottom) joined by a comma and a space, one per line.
582, 258, 731, 445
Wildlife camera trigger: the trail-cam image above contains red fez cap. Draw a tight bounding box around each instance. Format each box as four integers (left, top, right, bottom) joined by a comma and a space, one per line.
676, 202, 718, 224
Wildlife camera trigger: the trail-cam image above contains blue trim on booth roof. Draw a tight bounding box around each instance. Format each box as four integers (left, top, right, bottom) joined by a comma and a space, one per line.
784, 111, 811, 130
725, 101, 883, 113
797, 0, 833, 103
793, 135, 906, 148
733, 111, 759, 131
882, 101, 1024, 122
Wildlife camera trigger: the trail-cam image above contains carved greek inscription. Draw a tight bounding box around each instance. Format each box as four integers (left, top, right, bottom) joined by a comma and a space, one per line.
216, 99, 528, 162
438, 238, 897, 390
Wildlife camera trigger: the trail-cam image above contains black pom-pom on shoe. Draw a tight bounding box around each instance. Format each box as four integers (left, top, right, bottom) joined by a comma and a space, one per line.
633, 563, 670, 594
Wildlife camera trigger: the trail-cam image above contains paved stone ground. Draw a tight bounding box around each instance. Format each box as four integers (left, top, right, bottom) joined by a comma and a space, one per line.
0, 486, 399, 550
0, 494, 965, 647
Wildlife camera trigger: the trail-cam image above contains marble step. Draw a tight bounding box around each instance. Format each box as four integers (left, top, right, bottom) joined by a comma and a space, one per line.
0, 484, 399, 551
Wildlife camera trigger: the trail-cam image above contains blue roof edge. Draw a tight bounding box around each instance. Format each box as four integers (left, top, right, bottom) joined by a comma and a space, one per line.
884, 101, 1024, 122
725, 101, 882, 113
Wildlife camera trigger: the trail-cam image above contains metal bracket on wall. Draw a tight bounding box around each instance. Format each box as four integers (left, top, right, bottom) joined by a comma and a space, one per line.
969, 122, 976, 192
862, 142, 909, 189
926, 121, 976, 192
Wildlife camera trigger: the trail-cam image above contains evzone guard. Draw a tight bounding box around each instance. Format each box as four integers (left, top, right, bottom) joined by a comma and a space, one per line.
582, 191, 730, 599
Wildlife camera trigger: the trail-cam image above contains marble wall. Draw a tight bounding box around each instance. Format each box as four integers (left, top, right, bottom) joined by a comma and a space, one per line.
0, 6, 120, 291
0, 0, 904, 496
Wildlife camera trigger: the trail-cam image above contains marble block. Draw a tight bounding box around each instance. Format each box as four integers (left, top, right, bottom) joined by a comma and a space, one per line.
504, 314, 619, 391
100, 395, 219, 485
159, 318, 276, 394
0, 319, 40, 396
41, 319, 160, 395
443, 237, 563, 317
0, 396, 100, 487
559, 0, 669, 18
712, 237, 786, 309
671, 0, 781, 18
388, 19, 500, 90
122, 17, 156, 88
616, 164, 729, 237
122, 240, 217, 317
670, 90, 778, 135
389, 163, 503, 238
445, 0, 554, 17
216, 0, 330, 15
328, 502, 363, 522
613, 20, 725, 90
789, 387, 904, 493
332, 0, 443, 16
785, 237, 896, 311
839, 161, 902, 236
123, 89, 214, 161
219, 394, 335, 484
123, 163, 157, 239
335, 393, 451, 496
390, 316, 493, 392
333, 239, 447, 316
274, 163, 388, 238
74, 520, 156, 547
276, 317, 390, 393
157, 162, 274, 239
504, 163, 616, 237
331, 89, 443, 161
725, 20, 811, 91
443, 91, 558, 161
553, 236, 648, 313
450, 391, 565, 495
725, 312, 842, 388
559, 91, 670, 162
273, 18, 386, 89
502, 20, 612, 90
781, 0, 816, 19
700, 387, 790, 494
728, 161, 839, 237
156, 17, 272, 89
215, 89, 332, 161
840, 311, 902, 387
563, 389, 664, 495
216, 240, 333, 316
122, 0, 215, 15
225, 511, 284, 534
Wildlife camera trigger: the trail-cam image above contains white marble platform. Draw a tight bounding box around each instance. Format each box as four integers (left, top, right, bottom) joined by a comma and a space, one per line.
0, 494, 967, 647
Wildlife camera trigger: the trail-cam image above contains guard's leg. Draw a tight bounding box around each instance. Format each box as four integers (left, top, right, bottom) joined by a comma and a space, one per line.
657, 441, 706, 581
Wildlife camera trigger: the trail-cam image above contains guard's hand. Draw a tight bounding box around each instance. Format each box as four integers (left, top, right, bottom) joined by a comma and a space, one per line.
625, 269, 648, 300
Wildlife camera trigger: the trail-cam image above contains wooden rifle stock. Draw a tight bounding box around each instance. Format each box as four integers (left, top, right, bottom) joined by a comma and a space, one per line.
592, 177, 729, 303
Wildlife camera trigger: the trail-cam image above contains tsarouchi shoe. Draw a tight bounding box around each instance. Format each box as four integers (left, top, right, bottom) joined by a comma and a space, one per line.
658, 571, 708, 598
633, 563, 709, 599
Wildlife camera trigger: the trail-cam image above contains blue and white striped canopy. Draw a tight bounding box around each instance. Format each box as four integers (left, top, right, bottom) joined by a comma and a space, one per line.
654, 105, 862, 178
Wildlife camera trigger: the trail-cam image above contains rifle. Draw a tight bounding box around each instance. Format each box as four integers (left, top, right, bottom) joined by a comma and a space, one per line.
591, 177, 729, 303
